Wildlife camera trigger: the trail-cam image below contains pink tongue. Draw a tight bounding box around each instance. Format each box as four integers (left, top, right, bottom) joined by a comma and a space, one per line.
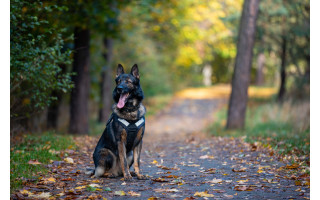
117, 94, 127, 108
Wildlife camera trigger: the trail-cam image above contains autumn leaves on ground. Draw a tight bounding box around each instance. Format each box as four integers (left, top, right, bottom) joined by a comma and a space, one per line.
11, 85, 310, 199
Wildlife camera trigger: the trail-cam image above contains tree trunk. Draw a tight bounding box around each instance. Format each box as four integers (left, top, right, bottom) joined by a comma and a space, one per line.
69, 27, 90, 134
255, 52, 265, 85
98, 38, 113, 123
226, 0, 260, 129
47, 64, 66, 130
277, 36, 287, 102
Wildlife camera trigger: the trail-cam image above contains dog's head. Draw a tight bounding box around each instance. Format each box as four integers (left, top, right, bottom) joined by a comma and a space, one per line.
113, 64, 144, 109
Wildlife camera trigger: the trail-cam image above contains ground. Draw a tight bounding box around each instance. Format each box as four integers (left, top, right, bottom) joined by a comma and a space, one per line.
11, 87, 310, 199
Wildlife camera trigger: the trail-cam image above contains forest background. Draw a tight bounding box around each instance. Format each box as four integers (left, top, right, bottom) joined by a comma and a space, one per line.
8, 0, 314, 196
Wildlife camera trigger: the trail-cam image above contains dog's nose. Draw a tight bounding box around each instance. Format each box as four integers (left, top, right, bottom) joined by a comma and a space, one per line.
117, 85, 123, 93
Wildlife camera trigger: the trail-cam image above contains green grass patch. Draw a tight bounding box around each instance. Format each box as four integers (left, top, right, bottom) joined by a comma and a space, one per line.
207, 99, 310, 157
10, 132, 76, 192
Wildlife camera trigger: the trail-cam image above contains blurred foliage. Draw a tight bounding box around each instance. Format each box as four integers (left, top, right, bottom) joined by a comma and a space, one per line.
10, 0, 74, 120
254, 0, 310, 94
10, 0, 309, 131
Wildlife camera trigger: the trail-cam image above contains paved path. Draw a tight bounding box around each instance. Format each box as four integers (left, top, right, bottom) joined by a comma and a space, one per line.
12, 96, 310, 199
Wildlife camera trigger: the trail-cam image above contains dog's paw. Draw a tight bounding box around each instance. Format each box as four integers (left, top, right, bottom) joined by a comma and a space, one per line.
124, 175, 133, 181
137, 174, 148, 180
130, 171, 137, 177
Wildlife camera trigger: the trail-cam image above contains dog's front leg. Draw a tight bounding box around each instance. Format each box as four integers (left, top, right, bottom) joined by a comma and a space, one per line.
118, 129, 132, 181
133, 127, 148, 180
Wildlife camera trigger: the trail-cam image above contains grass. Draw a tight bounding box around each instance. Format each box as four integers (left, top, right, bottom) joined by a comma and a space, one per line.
207, 97, 310, 157
10, 132, 76, 192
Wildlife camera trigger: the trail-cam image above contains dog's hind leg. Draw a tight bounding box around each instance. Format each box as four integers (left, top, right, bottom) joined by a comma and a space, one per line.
93, 148, 114, 178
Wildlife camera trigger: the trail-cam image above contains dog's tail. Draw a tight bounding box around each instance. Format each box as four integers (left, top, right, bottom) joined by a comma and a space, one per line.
85, 168, 95, 176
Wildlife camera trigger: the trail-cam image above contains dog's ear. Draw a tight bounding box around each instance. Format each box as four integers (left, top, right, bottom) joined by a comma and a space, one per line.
130, 64, 139, 79
116, 64, 125, 77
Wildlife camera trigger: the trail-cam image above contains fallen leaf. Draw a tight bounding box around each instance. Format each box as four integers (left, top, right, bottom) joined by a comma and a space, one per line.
295, 180, 302, 186
187, 164, 200, 167
184, 197, 196, 200
75, 186, 86, 190
151, 160, 158, 164
28, 159, 42, 165
207, 178, 223, 184
157, 165, 178, 170
161, 175, 179, 178
234, 185, 254, 191
20, 190, 33, 196
194, 191, 214, 197
89, 183, 102, 188
114, 190, 126, 196
152, 178, 169, 182
104, 187, 112, 191
202, 168, 216, 174
232, 168, 247, 172
30, 192, 51, 199
47, 177, 56, 182
154, 188, 179, 193
257, 169, 264, 173
148, 197, 160, 200
223, 194, 234, 199
199, 155, 214, 159
56, 192, 65, 197
64, 157, 74, 164
61, 177, 74, 181
285, 164, 299, 169
236, 179, 249, 184
128, 191, 141, 197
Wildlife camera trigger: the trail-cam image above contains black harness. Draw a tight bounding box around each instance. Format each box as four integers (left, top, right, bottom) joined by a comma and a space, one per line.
106, 113, 145, 137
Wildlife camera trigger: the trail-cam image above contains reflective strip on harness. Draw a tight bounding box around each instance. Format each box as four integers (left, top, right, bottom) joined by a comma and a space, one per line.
135, 118, 144, 127
118, 118, 130, 126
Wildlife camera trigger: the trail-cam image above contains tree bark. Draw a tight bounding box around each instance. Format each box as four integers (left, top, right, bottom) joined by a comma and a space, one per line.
277, 36, 287, 102
47, 64, 66, 130
226, 0, 260, 129
255, 52, 265, 85
98, 38, 113, 123
69, 27, 90, 134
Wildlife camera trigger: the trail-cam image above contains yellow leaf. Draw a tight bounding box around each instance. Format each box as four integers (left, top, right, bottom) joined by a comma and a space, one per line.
20, 190, 33, 196
75, 186, 86, 190
64, 157, 74, 164
257, 170, 264, 173
114, 190, 126, 196
128, 191, 141, 197
151, 160, 158, 164
57, 192, 65, 196
194, 191, 214, 197
47, 177, 56, 182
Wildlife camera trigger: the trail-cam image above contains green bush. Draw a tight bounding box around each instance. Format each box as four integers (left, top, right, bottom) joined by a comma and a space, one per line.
10, 0, 73, 120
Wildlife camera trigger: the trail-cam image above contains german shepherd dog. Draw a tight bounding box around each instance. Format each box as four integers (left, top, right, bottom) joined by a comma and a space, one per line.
91, 64, 147, 181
